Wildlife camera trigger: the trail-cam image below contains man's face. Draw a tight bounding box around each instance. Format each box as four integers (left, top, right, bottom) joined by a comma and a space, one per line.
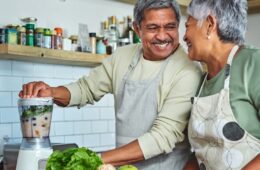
134, 8, 179, 61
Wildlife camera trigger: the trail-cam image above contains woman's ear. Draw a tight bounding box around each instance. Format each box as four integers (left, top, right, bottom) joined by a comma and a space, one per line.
206, 14, 217, 38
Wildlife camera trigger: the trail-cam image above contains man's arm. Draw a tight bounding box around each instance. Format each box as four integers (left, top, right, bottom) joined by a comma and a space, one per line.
101, 140, 144, 166
242, 154, 260, 170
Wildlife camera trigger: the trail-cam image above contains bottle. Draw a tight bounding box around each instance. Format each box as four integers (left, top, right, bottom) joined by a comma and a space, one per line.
89, 32, 96, 54
96, 36, 106, 54
54, 27, 63, 50
100, 21, 110, 42
107, 16, 119, 53
123, 16, 134, 44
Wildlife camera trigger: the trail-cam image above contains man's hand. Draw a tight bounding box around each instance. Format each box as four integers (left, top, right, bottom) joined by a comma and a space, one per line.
242, 154, 260, 170
19, 81, 71, 107
19, 81, 52, 98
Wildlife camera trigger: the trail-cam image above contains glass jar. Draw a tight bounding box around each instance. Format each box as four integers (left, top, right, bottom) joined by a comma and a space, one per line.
17, 26, 26, 45
69, 35, 78, 51
26, 24, 35, 46
0, 28, 5, 44
54, 27, 63, 50
51, 30, 57, 49
43, 28, 51, 49
89, 32, 96, 54
5, 28, 17, 45
34, 28, 44, 48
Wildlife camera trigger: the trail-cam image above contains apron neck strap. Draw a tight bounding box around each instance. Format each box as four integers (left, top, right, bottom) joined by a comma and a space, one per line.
196, 45, 239, 97
224, 45, 239, 89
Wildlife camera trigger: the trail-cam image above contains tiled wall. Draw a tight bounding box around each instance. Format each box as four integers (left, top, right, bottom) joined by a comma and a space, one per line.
0, 59, 115, 152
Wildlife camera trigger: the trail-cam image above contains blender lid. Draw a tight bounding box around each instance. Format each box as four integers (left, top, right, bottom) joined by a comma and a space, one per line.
18, 97, 53, 106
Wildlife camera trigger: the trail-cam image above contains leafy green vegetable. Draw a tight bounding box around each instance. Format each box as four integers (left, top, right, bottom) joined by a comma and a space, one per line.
21, 105, 53, 118
46, 147, 103, 170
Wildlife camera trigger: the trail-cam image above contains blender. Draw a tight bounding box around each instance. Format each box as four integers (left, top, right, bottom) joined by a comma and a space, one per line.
16, 97, 53, 170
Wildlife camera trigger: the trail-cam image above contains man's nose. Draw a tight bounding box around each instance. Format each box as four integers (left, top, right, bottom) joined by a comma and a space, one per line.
156, 28, 168, 40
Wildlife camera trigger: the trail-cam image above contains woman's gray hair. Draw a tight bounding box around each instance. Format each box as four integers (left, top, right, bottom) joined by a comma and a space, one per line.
134, 0, 181, 27
187, 0, 248, 45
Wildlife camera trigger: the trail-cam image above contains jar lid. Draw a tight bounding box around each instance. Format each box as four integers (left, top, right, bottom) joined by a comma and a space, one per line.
54, 27, 63, 35
35, 27, 44, 33
69, 35, 78, 40
18, 97, 53, 106
51, 30, 57, 35
89, 32, 96, 37
21, 17, 37, 24
17, 26, 26, 32
44, 28, 51, 35
26, 24, 35, 30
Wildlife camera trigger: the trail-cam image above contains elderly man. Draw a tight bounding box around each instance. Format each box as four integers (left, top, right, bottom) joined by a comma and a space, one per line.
19, 0, 201, 169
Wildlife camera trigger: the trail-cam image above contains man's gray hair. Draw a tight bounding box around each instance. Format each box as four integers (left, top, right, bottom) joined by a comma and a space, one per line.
187, 0, 248, 45
134, 0, 181, 27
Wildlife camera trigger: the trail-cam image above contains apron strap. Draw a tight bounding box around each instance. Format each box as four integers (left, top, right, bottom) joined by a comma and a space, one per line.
123, 46, 143, 80
195, 45, 239, 99
224, 45, 239, 89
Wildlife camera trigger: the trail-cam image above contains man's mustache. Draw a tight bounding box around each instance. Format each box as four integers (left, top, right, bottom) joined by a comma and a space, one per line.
152, 39, 172, 44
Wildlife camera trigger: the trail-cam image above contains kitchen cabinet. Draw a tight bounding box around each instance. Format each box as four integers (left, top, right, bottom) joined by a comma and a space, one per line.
0, 44, 109, 67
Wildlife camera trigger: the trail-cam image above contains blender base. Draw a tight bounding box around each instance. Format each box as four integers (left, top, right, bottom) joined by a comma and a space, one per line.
16, 148, 52, 170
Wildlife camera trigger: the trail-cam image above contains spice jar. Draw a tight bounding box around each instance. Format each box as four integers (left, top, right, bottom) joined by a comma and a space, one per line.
17, 26, 26, 45
69, 35, 78, 51
43, 28, 51, 49
89, 32, 96, 54
34, 28, 44, 48
54, 27, 63, 50
26, 24, 35, 46
51, 30, 57, 49
5, 28, 17, 45
0, 28, 5, 44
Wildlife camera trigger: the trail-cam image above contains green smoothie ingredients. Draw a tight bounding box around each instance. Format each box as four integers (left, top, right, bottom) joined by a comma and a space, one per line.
46, 147, 103, 170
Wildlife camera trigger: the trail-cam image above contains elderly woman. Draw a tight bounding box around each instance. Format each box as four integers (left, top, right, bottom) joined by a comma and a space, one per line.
183, 0, 260, 169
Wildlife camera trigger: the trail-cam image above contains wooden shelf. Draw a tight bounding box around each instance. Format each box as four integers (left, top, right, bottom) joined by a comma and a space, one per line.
0, 44, 109, 67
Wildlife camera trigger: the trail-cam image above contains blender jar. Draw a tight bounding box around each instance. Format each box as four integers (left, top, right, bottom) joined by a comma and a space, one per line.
18, 97, 53, 149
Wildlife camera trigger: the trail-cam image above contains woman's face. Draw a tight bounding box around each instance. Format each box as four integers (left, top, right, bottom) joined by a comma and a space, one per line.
183, 16, 210, 62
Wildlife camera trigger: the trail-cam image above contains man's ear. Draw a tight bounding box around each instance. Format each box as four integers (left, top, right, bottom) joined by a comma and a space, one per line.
206, 14, 217, 36
133, 21, 141, 38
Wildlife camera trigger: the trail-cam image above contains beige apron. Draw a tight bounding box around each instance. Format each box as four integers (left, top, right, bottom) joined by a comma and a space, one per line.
116, 46, 191, 170
188, 45, 260, 170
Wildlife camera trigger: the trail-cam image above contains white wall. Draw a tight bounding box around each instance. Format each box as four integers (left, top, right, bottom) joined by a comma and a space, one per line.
0, 0, 133, 36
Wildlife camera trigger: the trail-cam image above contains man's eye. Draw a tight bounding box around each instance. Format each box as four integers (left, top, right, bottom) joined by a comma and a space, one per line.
147, 27, 158, 31
165, 25, 177, 31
